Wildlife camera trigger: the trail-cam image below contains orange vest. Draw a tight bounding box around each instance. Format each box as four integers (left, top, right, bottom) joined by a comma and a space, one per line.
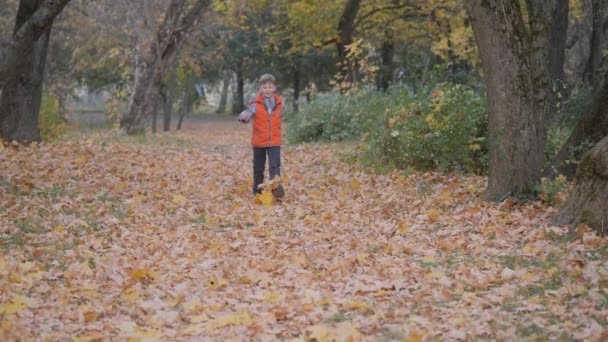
251, 93, 282, 147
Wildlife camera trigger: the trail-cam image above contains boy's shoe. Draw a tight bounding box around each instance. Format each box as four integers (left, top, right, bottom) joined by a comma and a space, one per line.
272, 184, 285, 200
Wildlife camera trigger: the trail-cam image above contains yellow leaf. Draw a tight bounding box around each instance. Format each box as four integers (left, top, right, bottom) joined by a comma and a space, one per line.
404, 331, 423, 342
342, 300, 370, 312
397, 223, 409, 234
255, 189, 274, 205
264, 291, 282, 303
55, 225, 65, 233
424, 208, 441, 223
308, 324, 331, 342
350, 178, 361, 190
129, 268, 156, 282
468, 144, 481, 151
172, 194, 187, 205
121, 288, 141, 303
0, 300, 27, 315
207, 310, 252, 331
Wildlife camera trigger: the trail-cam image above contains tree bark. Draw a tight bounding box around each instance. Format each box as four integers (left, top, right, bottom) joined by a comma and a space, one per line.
378, 35, 394, 92
151, 96, 158, 134
121, 0, 211, 135
465, 0, 555, 200
544, 73, 608, 179
583, 0, 604, 85
162, 76, 175, 132
231, 66, 244, 114
548, 0, 568, 85
216, 71, 230, 114
0, 0, 54, 144
335, 0, 362, 89
0, 0, 70, 89
293, 59, 301, 112
554, 135, 608, 235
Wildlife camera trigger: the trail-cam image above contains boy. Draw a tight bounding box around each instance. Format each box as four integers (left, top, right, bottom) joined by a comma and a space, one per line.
238, 74, 285, 199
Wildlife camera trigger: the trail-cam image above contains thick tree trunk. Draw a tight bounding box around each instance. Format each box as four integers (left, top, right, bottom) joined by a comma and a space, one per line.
548, 0, 568, 84
0, 0, 53, 144
554, 135, 608, 235
583, 0, 604, 85
120, 0, 210, 135
216, 72, 230, 114
545, 73, 608, 179
0, 0, 70, 89
465, 0, 555, 200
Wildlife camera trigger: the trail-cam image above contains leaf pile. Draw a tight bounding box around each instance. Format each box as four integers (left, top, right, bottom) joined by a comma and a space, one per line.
1, 121, 607, 340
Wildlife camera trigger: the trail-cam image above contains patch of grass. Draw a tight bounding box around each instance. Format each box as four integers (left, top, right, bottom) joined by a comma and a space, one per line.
518, 322, 548, 340
112, 203, 127, 219
188, 215, 208, 225
586, 244, 608, 261
499, 255, 542, 269
325, 311, 349, 323
38, 185, 66, 198
416, 180, 434, 197
380, 327, 405, 341
16, 218, 46, 235
0, 219, 46, 250
546, 230, 578, 243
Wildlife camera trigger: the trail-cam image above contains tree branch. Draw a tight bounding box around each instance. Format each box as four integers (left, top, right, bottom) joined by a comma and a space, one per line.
0, 0, 72, 88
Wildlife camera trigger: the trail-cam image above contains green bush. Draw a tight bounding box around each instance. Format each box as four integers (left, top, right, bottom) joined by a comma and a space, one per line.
39, 95, 69, 140
286, 90, 382, 142
363, 83, 487, 173
287, 82, 487, 174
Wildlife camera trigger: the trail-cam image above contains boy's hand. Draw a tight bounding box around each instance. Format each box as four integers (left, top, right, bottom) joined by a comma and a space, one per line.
238, 111, 252, 123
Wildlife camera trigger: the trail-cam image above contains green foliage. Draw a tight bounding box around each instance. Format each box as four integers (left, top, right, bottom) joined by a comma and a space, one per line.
39, 95, 69, 140
104, 88, 129, 127
363, 83, 487, 173
535, 176, 568, 204
288, 79, 487, 174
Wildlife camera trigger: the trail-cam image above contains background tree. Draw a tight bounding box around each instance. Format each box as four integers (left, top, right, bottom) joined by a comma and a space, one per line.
120, 0, 212, 135
0, 0, 71, 143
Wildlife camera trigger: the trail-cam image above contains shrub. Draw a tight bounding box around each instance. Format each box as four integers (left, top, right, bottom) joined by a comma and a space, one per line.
39, 94, 69, 140
286, 81, 487, 174
363, 83, 487, 173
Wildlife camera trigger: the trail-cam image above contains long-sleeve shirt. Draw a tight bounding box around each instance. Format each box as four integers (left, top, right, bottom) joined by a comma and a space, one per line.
238, 96, 278, 122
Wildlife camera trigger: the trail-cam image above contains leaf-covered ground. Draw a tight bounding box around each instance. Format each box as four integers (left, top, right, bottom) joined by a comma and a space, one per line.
1, 120, 607, 341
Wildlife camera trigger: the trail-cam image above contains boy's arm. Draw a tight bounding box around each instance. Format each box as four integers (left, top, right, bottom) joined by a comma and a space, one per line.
238, 104, 256, 123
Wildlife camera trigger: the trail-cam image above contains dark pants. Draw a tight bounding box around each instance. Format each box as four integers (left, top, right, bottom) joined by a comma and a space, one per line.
253, 146, 281, 194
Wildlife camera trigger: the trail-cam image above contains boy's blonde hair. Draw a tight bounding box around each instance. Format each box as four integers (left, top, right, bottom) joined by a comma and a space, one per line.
258, 73, 276, 85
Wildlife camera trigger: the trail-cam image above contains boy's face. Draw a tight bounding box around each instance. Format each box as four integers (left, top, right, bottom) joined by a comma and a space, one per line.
259, 82, 276, 98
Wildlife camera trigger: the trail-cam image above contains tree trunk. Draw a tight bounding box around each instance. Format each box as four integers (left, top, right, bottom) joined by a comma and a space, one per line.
548, 0, 568, 84
231, 66, 244, 114
544, 73, 608, 179
293, 60, 301, 112
335, 0, 362, 89
583, 0, 604, 86
378, 35, 394, 92
554, 135, 608, 235
0, 0, 53, 144
163, 83, 173, 132
216, 71, 230, 114
120, 0, 211, 135
151, 96, 158, 134
465, 0, 555, 200
0, 0, 70, 89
